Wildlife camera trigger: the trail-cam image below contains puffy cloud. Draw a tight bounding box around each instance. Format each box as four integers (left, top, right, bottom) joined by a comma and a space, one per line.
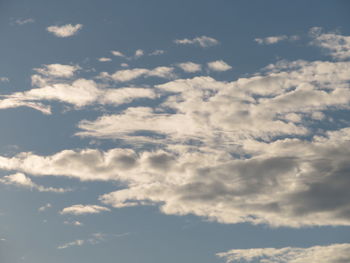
217, 243, 350, 263
310, 27, 350, 60
98, 57, 112, 62
111, 50, 125, 57
0, 173, 68, 193
0, 76, 156, 113
177, 62, 202, 73
174, 36, 219, 48
101, 66, 175, 82
2, 57, 350, 227
60, 205, 110, 215
207, 60, 232, 71
134, 49, 144, 58
255, 35, 288, 44
47, 24, 83, 38
33, 64, 79, 78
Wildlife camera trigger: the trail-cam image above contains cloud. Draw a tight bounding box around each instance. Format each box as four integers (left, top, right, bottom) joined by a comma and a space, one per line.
2, 57, 350, 227
217, 243, 350, 263
47, 24, 83, 38
149, 50, 165, 56
310, 27, 350, 60
177, 62, 202, 73
57, 239, 85, 249
64, 220, 83, 226
98, 57, 112, 62
0, 66, 156, 113
101, 66, 175, 82
0, 173, 68, 193
60, 205, 110, 215
255, 35, 288, 45
134, 49, 144, 58
0, 77, 9, 82
38, 203, 52, 212
34, 64, 79, 78
111, 50, 125, 57
174, 36, 219, 48
13, 18, 35, 25
207, 60, 232, 71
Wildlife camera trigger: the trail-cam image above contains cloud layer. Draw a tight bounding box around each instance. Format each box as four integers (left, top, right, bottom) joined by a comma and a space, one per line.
217, 243, 350, 263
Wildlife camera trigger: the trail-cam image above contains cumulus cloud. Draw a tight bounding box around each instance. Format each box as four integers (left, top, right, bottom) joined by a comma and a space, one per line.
2, 44, 350, 228
0, 173, 68, 193
34, 64, 79, 78
47, 24, 83, 38
207, 60, 232, 71
174, 36, 219, 48
98, 57, 112, 62
177, 62, 202, 73
134, 49, 144, 58
60, 205, 110, 215
111, 50, 125, 57
217, 243, 350, 263
0, 64, 156, 113
310, 27, 350, 60
100, 66, 175, 82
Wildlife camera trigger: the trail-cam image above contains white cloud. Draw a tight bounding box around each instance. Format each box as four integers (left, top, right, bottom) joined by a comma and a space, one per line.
2, 57, 350, 228
38, 203, 52, 212
57, 233, 108, 249
64, 220, 83, 226
57, 239, 85, 249
111, 50, 125, 57
149, 50, 165, 56
102, 66, 175, 82
134, 49, 144, 58
13, 18, 35, 25
0, 77, 9, 82
217, 243, 350, 263
60, 204, 110, 215
174, 36, 219, 48
0, 173, 68, 193
98, 57, 112, 62
34, 64, 79, 78
177, 62, 202, 73
310, 27, 350, 60
47, 24, 83, 38
255, 35, 288, 45
207, 60, 232, 71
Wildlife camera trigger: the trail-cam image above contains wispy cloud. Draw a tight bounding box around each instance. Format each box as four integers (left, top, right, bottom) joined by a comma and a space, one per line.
12, 18, 35, 26
217, 244, 350, 263
47, 24, 83, 38
0, 77, 9, 82
174, 36, 219, 48
38, 203, 52, 212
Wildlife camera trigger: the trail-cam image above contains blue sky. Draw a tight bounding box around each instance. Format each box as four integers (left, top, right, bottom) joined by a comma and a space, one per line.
1, 1, 350, 262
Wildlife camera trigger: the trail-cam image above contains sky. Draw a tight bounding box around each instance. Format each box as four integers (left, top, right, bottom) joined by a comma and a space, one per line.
1, 0, 350, 262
